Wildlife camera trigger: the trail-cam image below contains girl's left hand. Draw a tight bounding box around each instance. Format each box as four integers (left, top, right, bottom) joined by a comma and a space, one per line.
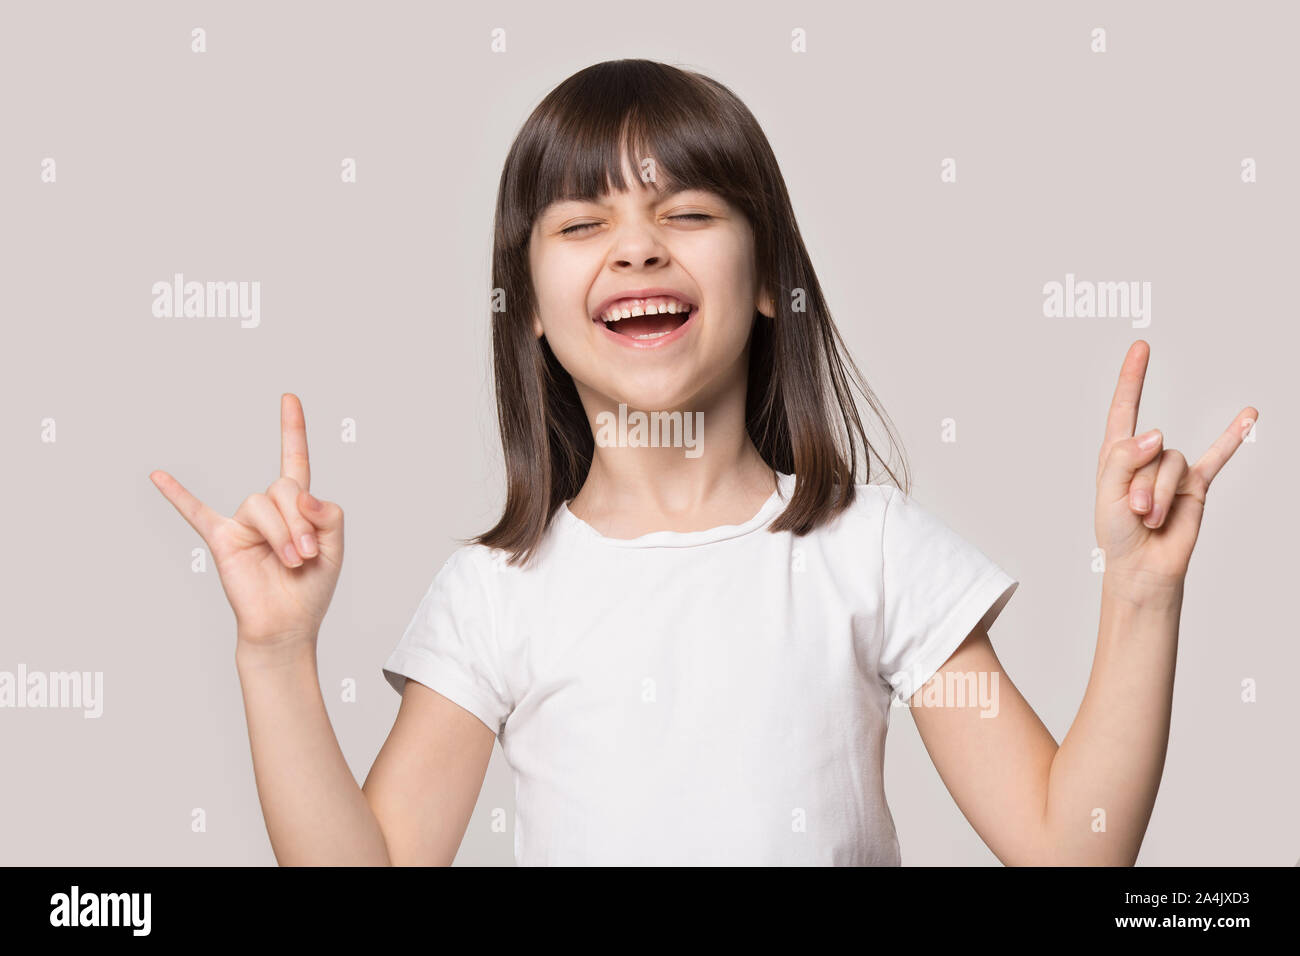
1095, 339, 1257, 598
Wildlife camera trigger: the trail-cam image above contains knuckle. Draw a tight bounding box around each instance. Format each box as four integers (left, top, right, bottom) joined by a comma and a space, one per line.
271, 490, 305, 521
268, 476, 300, 498
249, 497, 286, 531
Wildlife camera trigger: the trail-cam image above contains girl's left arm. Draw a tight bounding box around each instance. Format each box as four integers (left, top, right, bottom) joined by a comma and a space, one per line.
909, 340, 1257, 865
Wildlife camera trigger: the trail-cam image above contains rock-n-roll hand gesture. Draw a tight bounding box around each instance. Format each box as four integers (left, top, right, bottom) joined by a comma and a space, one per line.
1095, 340, 1257, 599
149, 394, 344, 650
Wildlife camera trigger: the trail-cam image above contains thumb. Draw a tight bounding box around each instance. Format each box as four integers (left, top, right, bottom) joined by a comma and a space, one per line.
298, 489, 344, 549
1098, 429, 1163, 502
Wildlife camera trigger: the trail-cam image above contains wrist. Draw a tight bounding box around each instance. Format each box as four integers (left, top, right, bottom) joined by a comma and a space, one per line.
1102, 569, 1185, 611
235, 633, 318, 673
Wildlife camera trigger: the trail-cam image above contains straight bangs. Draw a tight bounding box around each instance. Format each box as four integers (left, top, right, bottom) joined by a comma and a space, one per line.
498, 64, 769, 269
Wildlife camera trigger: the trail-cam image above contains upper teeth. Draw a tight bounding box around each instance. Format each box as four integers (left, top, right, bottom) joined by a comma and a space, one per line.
597, 296, 693, 322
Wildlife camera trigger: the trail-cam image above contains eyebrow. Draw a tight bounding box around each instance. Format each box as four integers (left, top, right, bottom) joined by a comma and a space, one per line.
543, 185, 707, 217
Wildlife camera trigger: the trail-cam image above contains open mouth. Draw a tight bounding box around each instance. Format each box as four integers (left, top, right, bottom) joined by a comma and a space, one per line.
592, 297, 696, 341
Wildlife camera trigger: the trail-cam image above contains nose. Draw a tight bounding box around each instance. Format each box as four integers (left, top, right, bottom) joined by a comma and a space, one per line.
608, 223, 669, 271
615, 253, 661, 268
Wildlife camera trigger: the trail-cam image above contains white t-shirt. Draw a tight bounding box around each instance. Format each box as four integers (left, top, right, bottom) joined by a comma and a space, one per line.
383, 471, 1018, 865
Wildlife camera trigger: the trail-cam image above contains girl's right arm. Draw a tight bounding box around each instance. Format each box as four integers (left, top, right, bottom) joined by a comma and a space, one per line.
235, 635, 393, 865
152, 394, 495, 866
235, 635, 496, 866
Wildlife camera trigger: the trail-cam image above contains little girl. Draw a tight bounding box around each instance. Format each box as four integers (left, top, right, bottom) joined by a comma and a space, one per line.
152, 59, 1256, 866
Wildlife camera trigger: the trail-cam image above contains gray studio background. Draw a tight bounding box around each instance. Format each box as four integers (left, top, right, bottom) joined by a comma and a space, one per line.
1, 0, 1295, 865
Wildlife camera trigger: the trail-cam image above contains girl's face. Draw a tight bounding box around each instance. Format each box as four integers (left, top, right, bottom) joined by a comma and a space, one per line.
528, 157, 774, 413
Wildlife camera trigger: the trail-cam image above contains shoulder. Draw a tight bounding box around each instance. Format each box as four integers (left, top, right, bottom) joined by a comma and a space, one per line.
804, 481, 895, 541
784, 480, 895, 569
444, 542, 503, 573
434, 541, 550, 600
422, 543, 510, 602
854, 482, 898, 512
441, 541, 533, 581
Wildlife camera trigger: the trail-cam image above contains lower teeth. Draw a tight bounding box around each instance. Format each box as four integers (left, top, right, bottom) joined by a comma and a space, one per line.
633, 331, 671, 340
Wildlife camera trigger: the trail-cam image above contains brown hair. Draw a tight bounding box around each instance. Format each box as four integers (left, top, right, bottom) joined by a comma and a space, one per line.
471, 58, 910, 567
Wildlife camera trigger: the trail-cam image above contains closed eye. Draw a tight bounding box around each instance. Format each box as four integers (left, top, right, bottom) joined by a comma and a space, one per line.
559, 213, 714, 236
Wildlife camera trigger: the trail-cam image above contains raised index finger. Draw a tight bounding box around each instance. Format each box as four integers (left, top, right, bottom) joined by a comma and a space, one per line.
1102, 339, 1151, 448
281, 393, 311, 491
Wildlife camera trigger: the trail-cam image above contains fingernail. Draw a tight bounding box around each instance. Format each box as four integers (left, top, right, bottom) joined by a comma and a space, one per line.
1131, 489, 1151, 512
1145, 505, 1162, 527
1137, 429, 1161, 450
299, 533, 317, 557
283, 542, 302, 566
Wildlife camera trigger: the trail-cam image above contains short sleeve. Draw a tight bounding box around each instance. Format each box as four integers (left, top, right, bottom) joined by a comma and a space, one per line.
382, 548, 512, 736
877, 487, 1018, 702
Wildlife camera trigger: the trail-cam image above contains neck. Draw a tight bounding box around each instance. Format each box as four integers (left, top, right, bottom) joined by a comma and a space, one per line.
568, 369, 777, 534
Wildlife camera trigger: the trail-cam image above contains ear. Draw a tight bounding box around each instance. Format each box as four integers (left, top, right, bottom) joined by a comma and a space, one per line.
756, 283, 777, 319
531, 312, 545, 338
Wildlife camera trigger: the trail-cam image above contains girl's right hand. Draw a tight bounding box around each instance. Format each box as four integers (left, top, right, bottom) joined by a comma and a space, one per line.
150, 394, 345, 653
